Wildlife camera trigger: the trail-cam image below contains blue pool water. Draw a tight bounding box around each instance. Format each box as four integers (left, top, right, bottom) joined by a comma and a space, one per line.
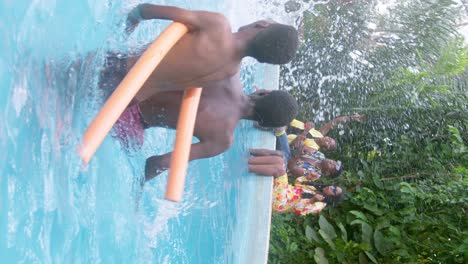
0, 0, 277, 263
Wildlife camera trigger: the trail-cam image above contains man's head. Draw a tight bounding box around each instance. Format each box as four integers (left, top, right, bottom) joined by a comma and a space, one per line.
251, 90, 299, 127
319, 159, 343, 178
315, 136, 337, 152
240, 20, 299, 64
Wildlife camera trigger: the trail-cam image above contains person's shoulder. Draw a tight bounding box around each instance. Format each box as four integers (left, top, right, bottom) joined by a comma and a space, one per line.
195, 10, 230, 31
203, 11, 229, 23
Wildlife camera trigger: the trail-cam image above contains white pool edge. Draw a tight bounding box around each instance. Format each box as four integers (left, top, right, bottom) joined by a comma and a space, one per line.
245, 64, 279, 264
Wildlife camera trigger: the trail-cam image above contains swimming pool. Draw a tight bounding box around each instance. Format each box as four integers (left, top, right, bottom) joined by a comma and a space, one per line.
0, 0, 279, 263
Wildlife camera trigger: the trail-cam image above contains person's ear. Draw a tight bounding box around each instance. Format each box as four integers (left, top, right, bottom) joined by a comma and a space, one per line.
251, 89, 272, 97
255, 20, 271, 28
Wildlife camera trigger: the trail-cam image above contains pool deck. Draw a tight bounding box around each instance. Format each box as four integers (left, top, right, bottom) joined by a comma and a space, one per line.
244, 64, 278, 264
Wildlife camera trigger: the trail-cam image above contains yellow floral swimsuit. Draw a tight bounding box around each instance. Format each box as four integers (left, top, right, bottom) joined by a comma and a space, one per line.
272, 174, 326, 216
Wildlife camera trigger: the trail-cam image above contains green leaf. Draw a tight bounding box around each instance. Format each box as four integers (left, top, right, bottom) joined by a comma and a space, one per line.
363, 204, 384, 216
319, 215, 337, 239
306, 225, 321, 244
359, 252, 369, 264
289, 242, 298, 252
314, 247, 329, 264
421, 84, 450, 94
337, 222, 348, 242
399, 182, 415, 194
364, 251, 378, 264
388, 226, 401, 239
393, 249, 410, 257
352, 220, 373, 245
372, 176, 384, 189
350, 219, 366, 226
319, 229, 336, 250
361, 222, 373, 245
350, 211, 369, 222
374, 229, 391, 256
358, 243, 372, 251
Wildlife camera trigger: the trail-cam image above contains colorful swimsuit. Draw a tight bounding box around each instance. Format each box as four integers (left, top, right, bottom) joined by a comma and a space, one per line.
293, 151, 325, 182
272, 174, 326, 216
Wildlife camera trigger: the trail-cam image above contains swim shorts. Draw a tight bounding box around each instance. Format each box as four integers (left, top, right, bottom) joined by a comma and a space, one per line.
99, 53, 144, 149
111, 104, 145, 150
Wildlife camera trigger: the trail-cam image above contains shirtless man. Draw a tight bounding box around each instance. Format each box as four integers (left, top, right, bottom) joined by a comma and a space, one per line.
118, 3, 299, 101
126, 73, 299, 181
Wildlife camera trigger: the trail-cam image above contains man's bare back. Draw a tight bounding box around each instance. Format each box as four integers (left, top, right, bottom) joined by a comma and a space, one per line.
126, 4, 241, 101
123, 3, 299, 102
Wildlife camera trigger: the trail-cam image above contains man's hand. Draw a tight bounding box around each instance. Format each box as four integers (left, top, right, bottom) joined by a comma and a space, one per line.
126, 6, 142, 34
145, 155, 169, 181
248, 149, 286, 177
249, 149, 284, 157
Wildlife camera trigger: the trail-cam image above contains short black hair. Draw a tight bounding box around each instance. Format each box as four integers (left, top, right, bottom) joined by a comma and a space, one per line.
254, 90, 299, 127
248, 24, 299, 64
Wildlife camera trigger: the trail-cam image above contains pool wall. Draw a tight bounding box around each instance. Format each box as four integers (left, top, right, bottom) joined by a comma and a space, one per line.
233, 64, 279, 264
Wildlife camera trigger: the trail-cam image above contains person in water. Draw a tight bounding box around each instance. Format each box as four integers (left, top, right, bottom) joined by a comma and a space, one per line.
248, 149, 344, 215
100, 3, 299, 102
114, 73, 299, 181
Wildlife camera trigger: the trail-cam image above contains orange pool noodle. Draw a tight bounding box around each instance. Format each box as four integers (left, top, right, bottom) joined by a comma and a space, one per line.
79, 22, 188, 164
165, 87, 202, 202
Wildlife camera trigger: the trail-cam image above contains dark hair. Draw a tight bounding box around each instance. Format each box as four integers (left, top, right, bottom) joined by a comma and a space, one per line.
301, 184, 345, 207
254, 90, 299, 127
248, 24, 299, 64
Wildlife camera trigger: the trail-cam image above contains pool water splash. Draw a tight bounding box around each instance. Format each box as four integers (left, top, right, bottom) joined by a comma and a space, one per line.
1, 0, 284, 262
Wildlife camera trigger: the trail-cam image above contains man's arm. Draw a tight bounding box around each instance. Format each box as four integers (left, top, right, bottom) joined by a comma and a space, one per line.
319, 114, 365, 135
145, 138, 232, 181
127, 3, 226, 32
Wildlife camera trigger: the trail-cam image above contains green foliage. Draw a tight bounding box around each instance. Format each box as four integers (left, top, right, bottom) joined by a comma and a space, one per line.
268, 213, 312, 264
269, 0, 467, 263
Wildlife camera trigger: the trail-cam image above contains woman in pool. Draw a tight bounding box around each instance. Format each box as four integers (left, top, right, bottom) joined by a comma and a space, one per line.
248, 149, 344, 215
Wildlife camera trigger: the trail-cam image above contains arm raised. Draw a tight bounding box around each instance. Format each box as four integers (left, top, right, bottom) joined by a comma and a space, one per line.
127, 4, 227, 33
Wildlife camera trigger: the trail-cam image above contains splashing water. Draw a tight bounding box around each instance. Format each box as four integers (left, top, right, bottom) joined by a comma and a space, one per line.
0, 0, 295, 263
